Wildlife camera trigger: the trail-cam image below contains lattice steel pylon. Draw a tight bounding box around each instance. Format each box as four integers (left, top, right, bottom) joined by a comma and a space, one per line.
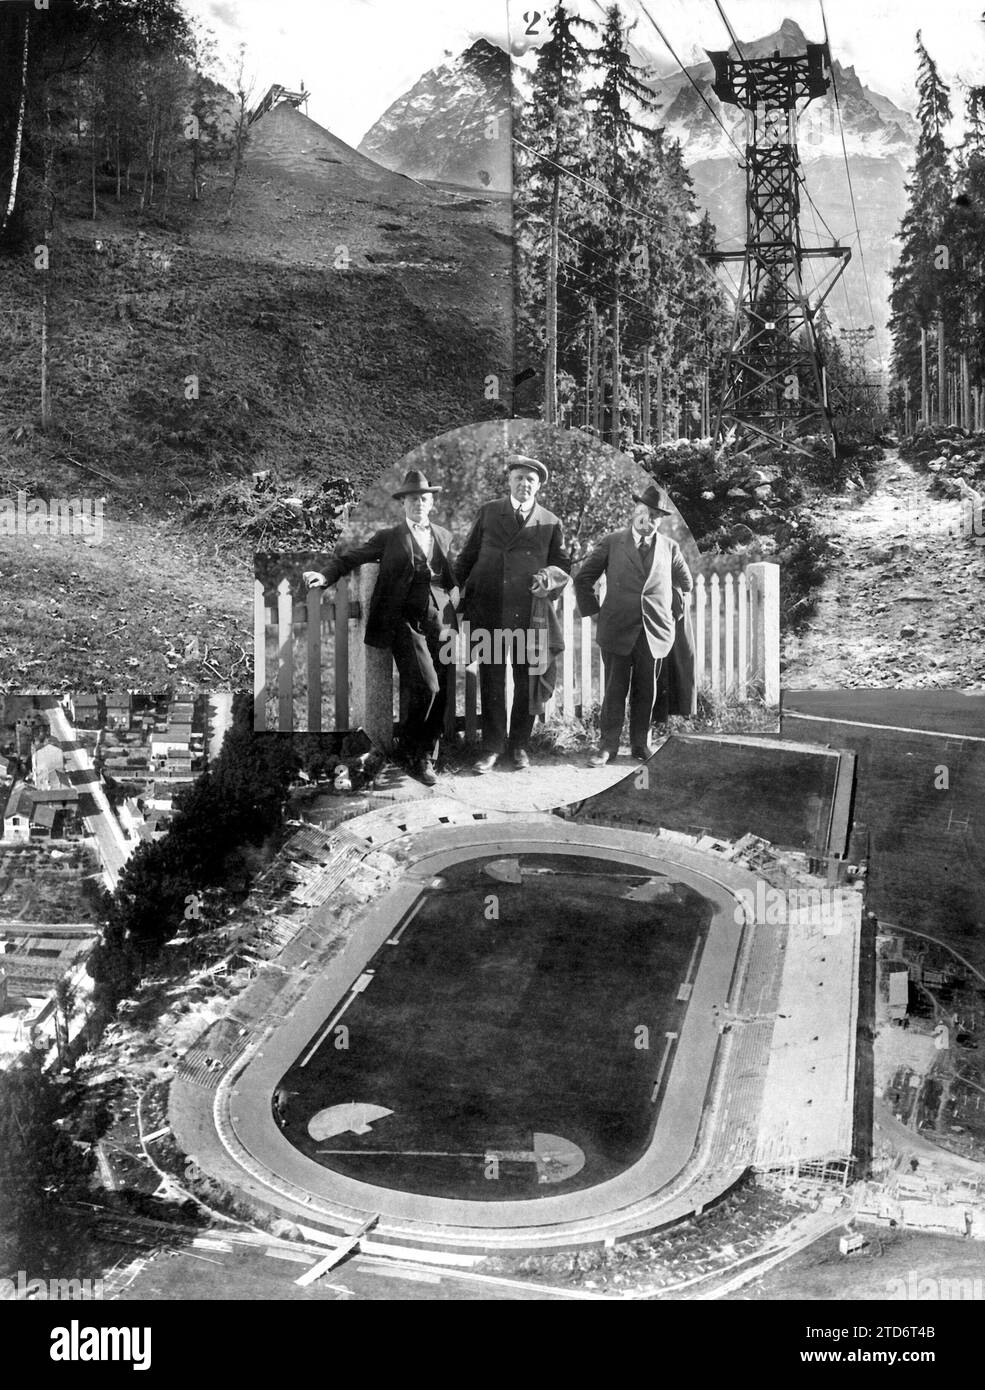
838, 324, 879, 424
704, 40, 850, 459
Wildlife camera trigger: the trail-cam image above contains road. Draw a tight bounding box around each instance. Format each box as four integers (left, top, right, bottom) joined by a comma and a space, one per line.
46, 703, 133, 891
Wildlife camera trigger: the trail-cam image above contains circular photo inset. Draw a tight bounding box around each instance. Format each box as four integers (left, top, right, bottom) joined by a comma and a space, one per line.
254, 419, 778, 813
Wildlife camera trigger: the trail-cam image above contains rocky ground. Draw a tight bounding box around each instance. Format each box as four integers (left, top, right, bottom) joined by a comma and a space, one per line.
782, 449, 985, 691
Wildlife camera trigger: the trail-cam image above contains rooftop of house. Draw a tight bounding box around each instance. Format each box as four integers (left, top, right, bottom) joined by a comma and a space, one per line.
3, 780, 80, 820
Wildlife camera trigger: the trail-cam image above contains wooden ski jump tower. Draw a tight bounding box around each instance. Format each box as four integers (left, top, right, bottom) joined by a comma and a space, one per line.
705, 39, 850, 458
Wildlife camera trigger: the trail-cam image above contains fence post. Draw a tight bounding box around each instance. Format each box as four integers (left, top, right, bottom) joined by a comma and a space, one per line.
747, 562, 780, 706
723, 573, 735, 696
349, 564, 395, 750
276, 579, 293, 732
710, 573, 721, 695
333, 578, 349, 731
693, 574, 706, 691
737, 571, 749, 701
561, 584, 575, 715
580, 612, 593, 719
254, 579, 266, 731
307, 586, 323, 732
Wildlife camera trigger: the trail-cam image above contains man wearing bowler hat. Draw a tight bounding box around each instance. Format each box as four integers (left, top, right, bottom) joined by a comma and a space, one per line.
457, 454, 571, 772
303, 470, 458, 787
573, 482, 692, 766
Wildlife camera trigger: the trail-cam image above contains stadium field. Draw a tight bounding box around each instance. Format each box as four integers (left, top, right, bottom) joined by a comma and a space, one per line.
279, 852, 712, 1200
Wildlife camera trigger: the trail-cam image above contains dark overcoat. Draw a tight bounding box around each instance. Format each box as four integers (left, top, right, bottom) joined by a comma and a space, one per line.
319, 522, 457, 649
457, 498, 570, 632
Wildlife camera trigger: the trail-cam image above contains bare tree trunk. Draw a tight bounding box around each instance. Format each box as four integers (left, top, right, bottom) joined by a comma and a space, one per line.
937, 315, 945, 427
610, 287, 621, 447
226, 62, 252, 222
147, 113, 157, 206
191, 118, 201, 201
116, 126, 121, 201
920, 327, 928, 423
163, 136, 173, 218
1, 8, 30, 239
642, 345, 651, 445
583, 314, 592, 427
40, 98, 54, 434
40, 272, 50, 431
90, 120, 97, 219
544, 169, 560, 426
655, 358, 663, 443
590, 302, 601, 435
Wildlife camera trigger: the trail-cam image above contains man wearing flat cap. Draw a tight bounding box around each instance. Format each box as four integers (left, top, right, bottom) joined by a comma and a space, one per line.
457, 454, 571, 772
574, 482, 693, 766
303, 470, 458, 786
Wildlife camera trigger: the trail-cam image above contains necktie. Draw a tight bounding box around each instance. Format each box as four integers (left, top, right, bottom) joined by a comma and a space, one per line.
639, 536, 653, 566
515, 507, 526, 529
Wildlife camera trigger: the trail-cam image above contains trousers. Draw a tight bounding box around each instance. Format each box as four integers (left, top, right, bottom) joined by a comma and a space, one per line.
599, 628, 663, 753
390, 610, 447, 760
475, 632, 534, 754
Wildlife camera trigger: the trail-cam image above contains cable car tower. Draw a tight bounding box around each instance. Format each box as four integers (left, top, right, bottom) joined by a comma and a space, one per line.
705, 38, 850, 458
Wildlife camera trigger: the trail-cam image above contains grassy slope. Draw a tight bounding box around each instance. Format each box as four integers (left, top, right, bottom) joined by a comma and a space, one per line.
0, 109, 513, 692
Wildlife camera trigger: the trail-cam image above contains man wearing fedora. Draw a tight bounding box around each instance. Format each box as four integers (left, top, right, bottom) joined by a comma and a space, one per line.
457, 454, 570, 772
573, 483, 693, 766
303, 470, 458, 786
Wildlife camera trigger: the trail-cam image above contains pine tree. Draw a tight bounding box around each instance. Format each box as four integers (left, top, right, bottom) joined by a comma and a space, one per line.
943, 77, 985, 422
585, 4, 659, 445
0, 1047, 94, 1269
522, 4, 597, 425
889, 32, 953, 424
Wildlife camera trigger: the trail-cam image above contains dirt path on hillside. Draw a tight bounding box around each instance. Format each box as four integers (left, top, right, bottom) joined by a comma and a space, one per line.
0, 514, 249, 692
782, 452, 985, 691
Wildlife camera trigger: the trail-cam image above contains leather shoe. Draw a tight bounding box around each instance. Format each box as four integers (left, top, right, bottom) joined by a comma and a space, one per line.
472, 753, 499, 774
417, 757, 438, 787
588, 749, 614, 767
631, 745, 653, 762
510, 748, 531, 771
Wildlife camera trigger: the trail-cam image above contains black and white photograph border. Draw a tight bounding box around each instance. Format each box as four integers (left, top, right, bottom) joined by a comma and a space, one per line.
1, 0, 985, 1326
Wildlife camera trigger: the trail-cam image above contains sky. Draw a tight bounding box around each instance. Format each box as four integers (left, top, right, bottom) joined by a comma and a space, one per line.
182, 0, 985, 148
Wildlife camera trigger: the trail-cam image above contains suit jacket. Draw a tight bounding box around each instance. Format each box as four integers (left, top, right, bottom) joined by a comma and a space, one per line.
573, 528, 693, 659
457, 498, 571, 633
319, 521, 457, 649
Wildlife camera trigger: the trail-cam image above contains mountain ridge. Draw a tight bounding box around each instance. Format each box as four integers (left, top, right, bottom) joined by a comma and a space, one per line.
358, 37, 511, 191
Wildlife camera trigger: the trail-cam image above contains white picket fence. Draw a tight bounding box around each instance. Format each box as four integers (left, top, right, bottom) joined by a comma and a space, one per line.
254, 559, 780, 739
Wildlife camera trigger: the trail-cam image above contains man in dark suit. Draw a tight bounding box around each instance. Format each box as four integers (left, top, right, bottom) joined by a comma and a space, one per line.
303, 470, 458, 786
574, 483, 692, 766
457, 455, 570, 772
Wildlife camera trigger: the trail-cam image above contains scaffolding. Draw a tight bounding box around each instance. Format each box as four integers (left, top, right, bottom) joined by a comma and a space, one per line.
248, 83, 310, 127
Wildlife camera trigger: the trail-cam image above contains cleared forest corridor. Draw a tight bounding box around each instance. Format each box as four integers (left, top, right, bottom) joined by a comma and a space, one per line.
782, 453, 985, 691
